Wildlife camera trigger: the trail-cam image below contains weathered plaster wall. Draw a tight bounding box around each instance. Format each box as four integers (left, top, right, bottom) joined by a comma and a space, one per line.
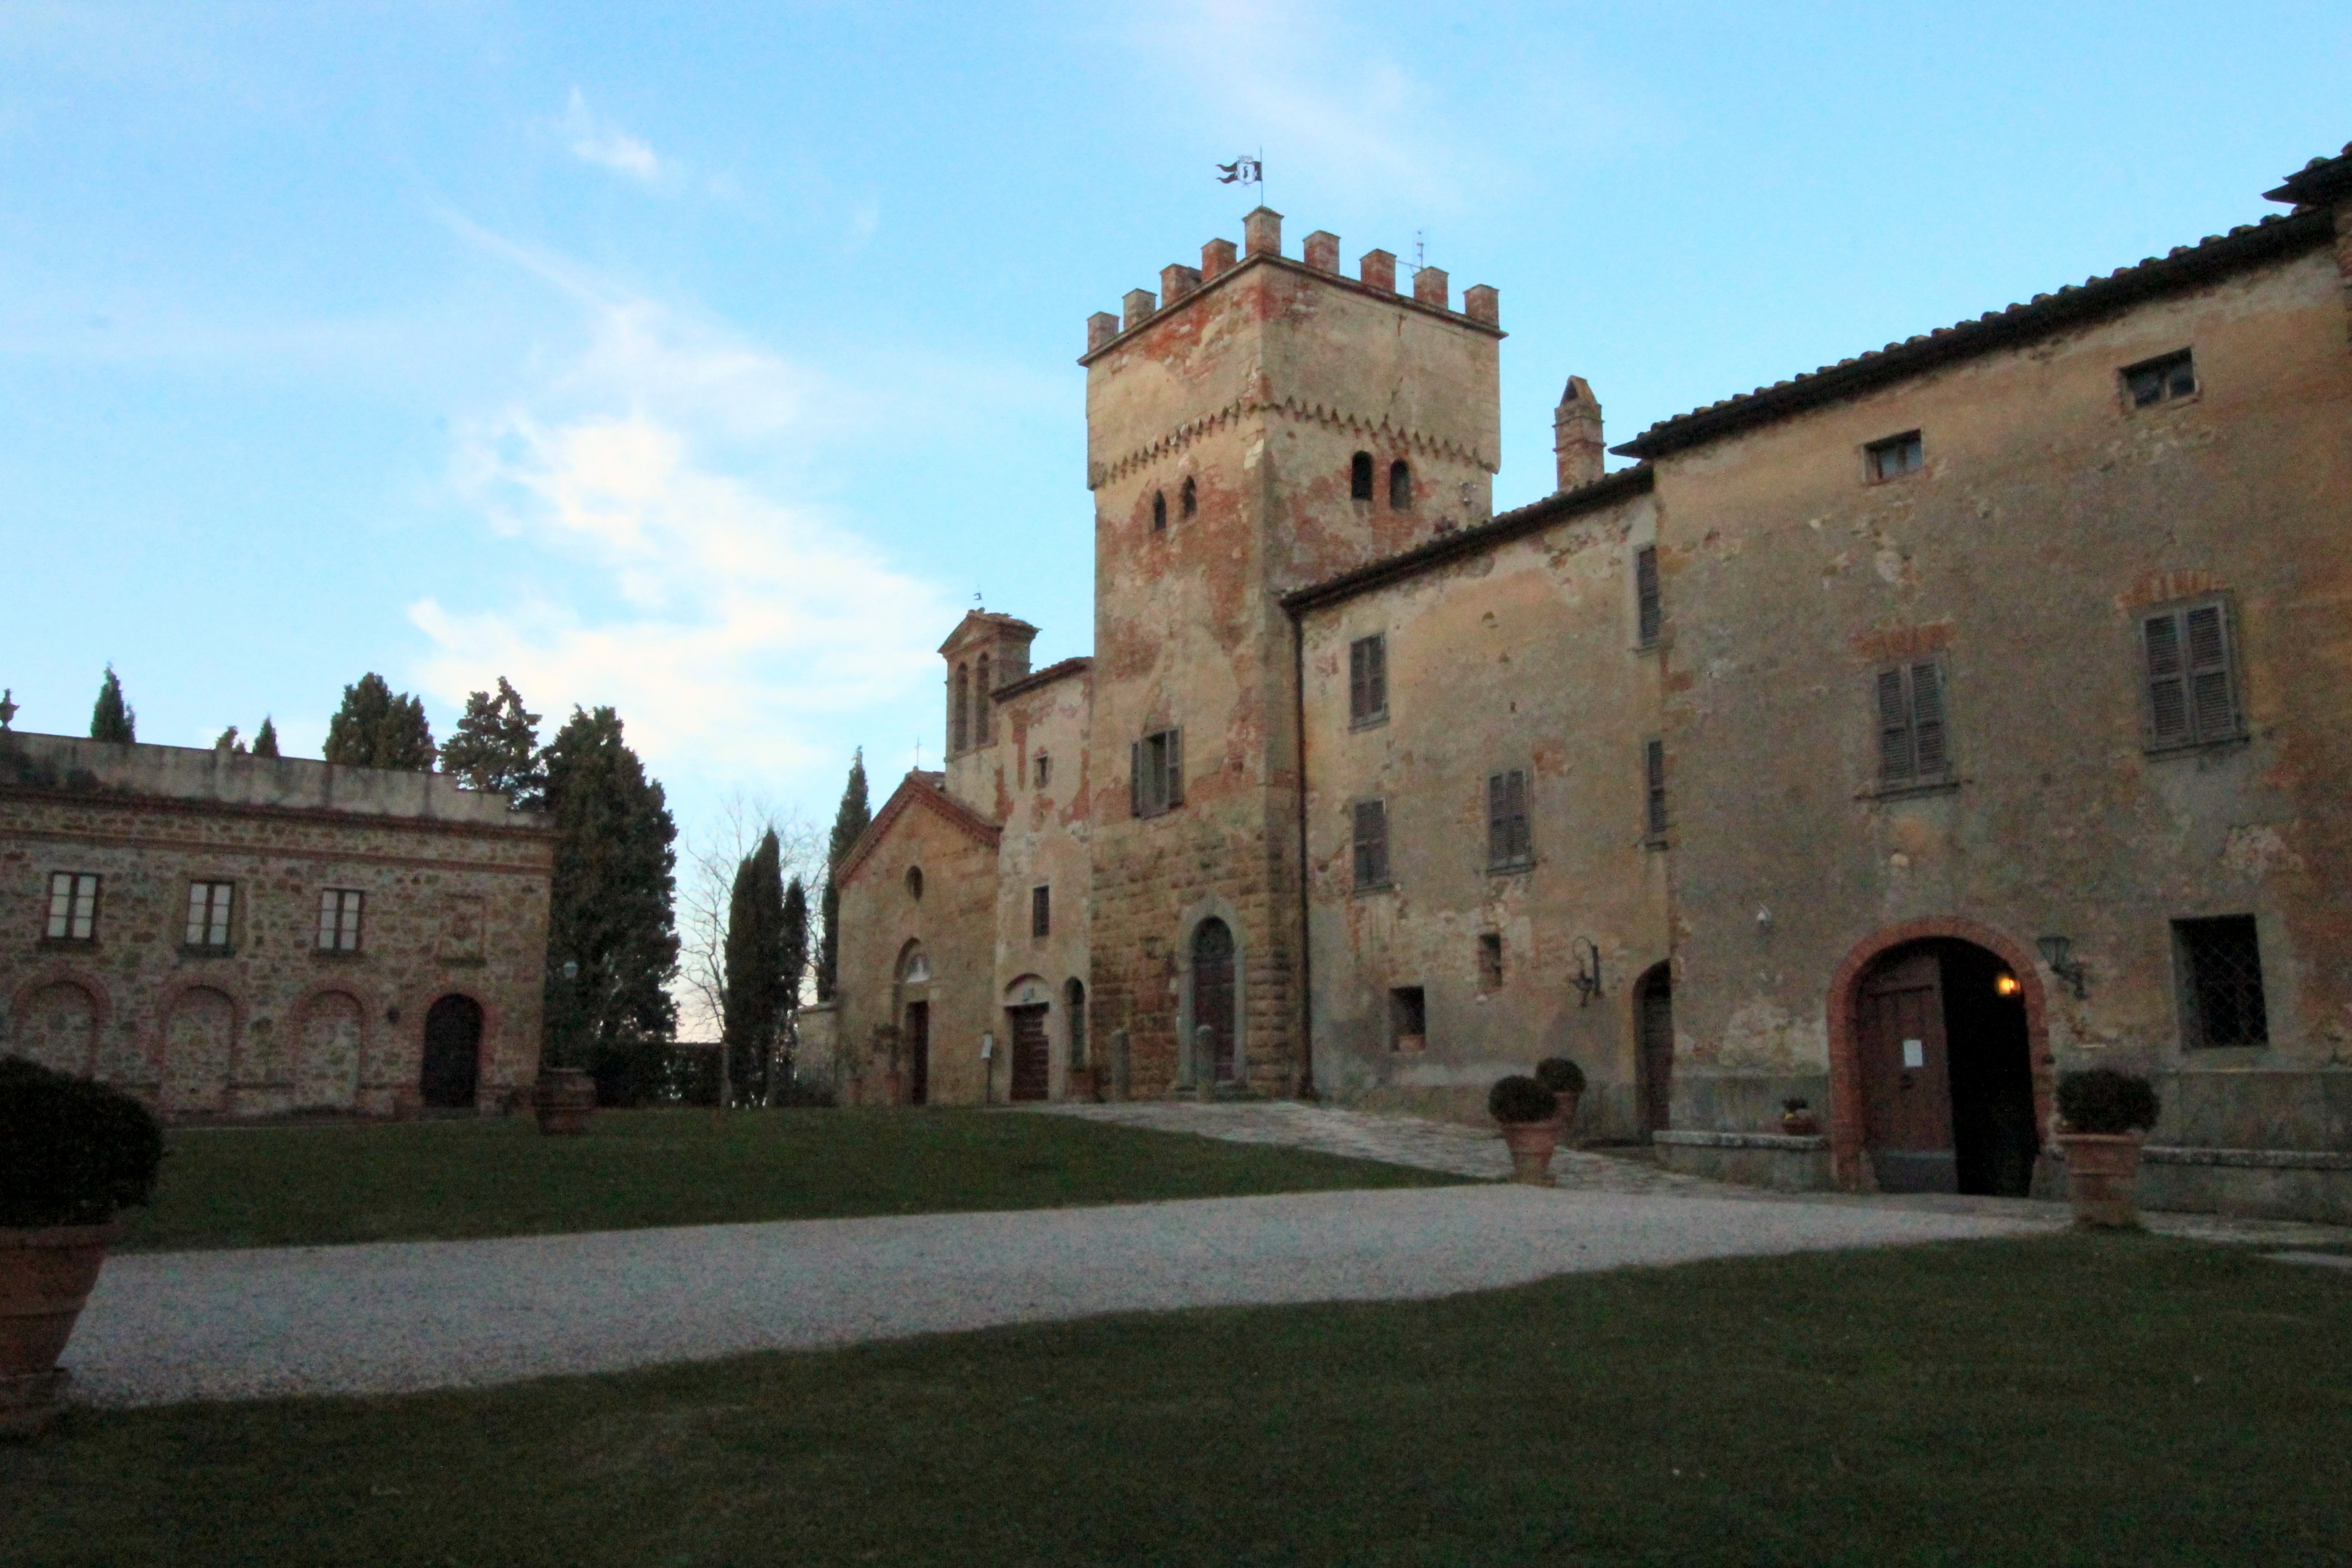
1652, 240, 2352, 1147
990, 666, 1093, 1097
1299, 490, 1669, 1132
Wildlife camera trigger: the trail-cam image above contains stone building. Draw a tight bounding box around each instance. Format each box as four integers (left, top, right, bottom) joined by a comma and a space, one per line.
834, 142, 2352, 1220
0, 731, 553, 1119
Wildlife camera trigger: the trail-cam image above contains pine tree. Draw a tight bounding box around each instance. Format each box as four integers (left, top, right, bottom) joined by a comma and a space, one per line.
440, 677, 544, 806
721, 829, 787, 1107
541, 706, 679, 1086
324, 673, 435, 770
89, 666, 135, 744
250, 717, 280, 759
816, 750, 870, 1001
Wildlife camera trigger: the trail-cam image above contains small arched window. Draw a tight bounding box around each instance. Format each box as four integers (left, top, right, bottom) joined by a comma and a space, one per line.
1152, 490, 1167, 531
1350, 452, 1374, 501
1181, 477, 1197, 518
1390, 459, 1412, 510
906, 866, 924, 901
975, 655, 992, 744
951, 664, 970, 754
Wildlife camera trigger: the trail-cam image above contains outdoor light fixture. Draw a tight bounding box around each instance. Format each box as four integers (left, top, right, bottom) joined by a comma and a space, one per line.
2037, 936, 2088, 1000
1994, 973, 2022, 997
562, 960, 579, 982
1572, 938, 1603, 1007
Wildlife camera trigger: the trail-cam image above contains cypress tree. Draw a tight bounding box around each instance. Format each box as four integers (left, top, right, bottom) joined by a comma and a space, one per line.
250, 717, 280, 759
816, 750, 870, 1001
541, 706, 679, 1089
324, 673, 435, 770
720, 830, 788, 1107
214, 725, 246, 754
440, 677, 544, 806
89, 666, 135, 744
780, 875, 809, 1081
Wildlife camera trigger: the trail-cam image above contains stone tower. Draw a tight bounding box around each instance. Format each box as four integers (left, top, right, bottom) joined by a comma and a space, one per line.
938, 610, 1036, 809
1078, 206, 1504, 1097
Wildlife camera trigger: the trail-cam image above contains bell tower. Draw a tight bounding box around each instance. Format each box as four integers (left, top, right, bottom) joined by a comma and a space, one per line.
1078, 206, 1504, 1096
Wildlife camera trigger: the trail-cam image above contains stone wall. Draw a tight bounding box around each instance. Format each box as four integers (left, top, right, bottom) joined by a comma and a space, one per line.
988, 662, 1093, 1097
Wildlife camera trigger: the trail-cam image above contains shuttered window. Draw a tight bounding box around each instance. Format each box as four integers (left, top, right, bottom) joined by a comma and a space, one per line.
1031, 885, 1051, 939
1352, 799, 1390, 889
1876, 661, 1950, 784
1635, 546, 1662, 649
2143, 600, 2241, 750
1131, 728, 1185, 818
1348, 634, 1388, 725
1643, 737, 1668, 841
1486, 769, 1532, 870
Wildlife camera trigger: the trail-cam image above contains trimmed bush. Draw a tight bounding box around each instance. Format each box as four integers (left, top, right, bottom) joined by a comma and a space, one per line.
1534, 1057, 1586, 1096
2056, 1068, 2160, 1136
0, 1056, 165, 1227
1488, 1074, 1560, 1126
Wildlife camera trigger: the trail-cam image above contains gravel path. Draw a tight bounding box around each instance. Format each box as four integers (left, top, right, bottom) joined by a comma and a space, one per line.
70, 1185, 2044, 1409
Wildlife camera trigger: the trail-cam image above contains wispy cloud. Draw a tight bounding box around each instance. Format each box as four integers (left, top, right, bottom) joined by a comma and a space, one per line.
553, 87, 667, 185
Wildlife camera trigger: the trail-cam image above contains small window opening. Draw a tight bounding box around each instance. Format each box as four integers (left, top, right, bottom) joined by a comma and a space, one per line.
1131, 728, 1185, 818
1031, 884, 1051, 939
1388, 460, 1411, 510
1643, 737, 1668, 842
1350, 451, 1374, 501
1181, 476, 1197, 518
1390, 986, 1427, 1052
46, 872, 100, 942
2176, 915, 2266, 1048
2125, 350, 2197, 408
1635, 545, 1662, 649
1866, 431, 1924, 482
185, 880, 235, 950
317, 888, 364, 953
1034, 752, 1051, 788
1152, 490, 1167, 531
906, 866, 924, 901
1486, 769, 1532, 870
1477, 933, 1504, 992
1348, 634, 1387, 725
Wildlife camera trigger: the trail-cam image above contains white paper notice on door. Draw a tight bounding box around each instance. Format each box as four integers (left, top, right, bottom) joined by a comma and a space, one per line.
1902, 1038, 1926, 1069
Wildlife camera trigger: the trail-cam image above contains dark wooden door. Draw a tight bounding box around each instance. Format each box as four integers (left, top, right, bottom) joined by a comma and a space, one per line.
1193, 919, 1237, 1082
904, 1001, 929, 1105
421, 995, 482, 1109
1007, 1005, 1050, 1102
1858, 950, 1956, 1192
1637, 967, 1674, 1136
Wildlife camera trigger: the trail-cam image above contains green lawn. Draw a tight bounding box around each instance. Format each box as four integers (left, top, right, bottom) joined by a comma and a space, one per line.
9, 1233, 2349, 1566
114, 1107, 1467, 1252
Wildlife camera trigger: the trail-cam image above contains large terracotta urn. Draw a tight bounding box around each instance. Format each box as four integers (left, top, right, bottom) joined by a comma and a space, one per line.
2058, 1132, 2145, 1228
0, 1221, 120, 1439
533, 1067, 597, 1136
1499, 1116, 1567, 1186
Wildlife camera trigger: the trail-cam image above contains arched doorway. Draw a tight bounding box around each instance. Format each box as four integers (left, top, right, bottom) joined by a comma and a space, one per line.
420, 995, 483, 1109
1065, 978, 1087, 1070
1851, 939, 2038, 1196
1634, 962, 1674, 1138
1191, 918, 1237, 1083
897, 943, 930, 1105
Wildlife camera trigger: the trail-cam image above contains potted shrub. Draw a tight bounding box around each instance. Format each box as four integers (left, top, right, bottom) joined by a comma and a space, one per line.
1534, 1058, 1586, 1131
1781, 1097, 1820, 1137
1489, 1074, 1563, 1186
1, 1058, 164, 1438
2054, 1068, 2160, 1228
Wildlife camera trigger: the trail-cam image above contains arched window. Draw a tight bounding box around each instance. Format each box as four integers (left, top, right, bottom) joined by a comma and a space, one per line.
975, 655, 993, 744
1350, 452, 1374, 501
1390, 459, 1412, 510
951, 664, 969, 754
1181, 477, 1197, 518
1066, 977, 1088, 1066
1152, 490, 1167, 531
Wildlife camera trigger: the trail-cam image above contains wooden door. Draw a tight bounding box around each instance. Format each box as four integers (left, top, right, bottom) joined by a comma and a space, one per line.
420, 995, 483, 1109
1007, 1005, 1050, 1102
1857, 950, 1956, 1192
904, 1001, 929, 1105
1637, 968, 1674, 1136
1192, 920, 1237, 1082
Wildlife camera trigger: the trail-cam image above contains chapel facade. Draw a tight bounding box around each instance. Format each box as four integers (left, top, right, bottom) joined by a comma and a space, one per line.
832, 141, 2352, 1221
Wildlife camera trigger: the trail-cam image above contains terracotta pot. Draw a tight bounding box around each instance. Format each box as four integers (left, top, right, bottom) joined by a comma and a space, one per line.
1498, 1116, 1565, 1186
882, 1070, 905, 1107
1, 1220, 120, 1439
1782, 1110, 1821, 1137
533, 1068, 597, 1136
2058, 1132, 2145, 1228
1065, 1066, 1098, 1103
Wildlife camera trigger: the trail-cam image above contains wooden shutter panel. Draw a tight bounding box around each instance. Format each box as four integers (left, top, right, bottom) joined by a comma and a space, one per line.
1353, 799, 1388, 886
1349, 639, 1368, 722
1165, 729, 1183, 806
1131, 740, 1144, 817
1487, 773, 1508, 865
1877, 668, 1913, 779
2144, 612, 2189, 743
1645, 738, 1667, 837
1910, 662, 1947, 775
2185, 604, 2236, 740
1636, 547, 1662, 647
1510, 770, 1531, 862
1367, 635, 1386, 716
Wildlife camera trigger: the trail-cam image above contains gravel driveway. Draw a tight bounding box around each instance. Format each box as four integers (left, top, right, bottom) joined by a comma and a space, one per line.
70, 1185, 2043, 1409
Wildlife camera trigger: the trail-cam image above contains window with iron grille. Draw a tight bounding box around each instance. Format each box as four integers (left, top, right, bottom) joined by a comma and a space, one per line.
45, 872, 99, 942
1875, 661, 1951, 784
1477, 932, 1504, 991
2142, 599, 2242, 750
1350, 451, 1375, 500
2175, 915, 2267, 1049
1866, 431, 1924, 482
1635, 545, 1662, 649
1130, 728, 1184, 818
318, 888, 364, 953
1031, 885, 1051, 939
2123, 349, 2197, 408
1486, 769, 1532, 870
1348, 634, 1387, 726
185, 881, 235, 950
1643, 737, 1669, 842
1352, 799, 1390, 890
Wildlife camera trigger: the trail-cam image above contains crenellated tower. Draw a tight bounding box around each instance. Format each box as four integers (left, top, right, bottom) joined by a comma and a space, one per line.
1078, 206, 1504, 1097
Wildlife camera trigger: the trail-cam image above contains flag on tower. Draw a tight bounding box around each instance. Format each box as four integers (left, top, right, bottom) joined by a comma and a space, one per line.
1216, 157, 1263, 186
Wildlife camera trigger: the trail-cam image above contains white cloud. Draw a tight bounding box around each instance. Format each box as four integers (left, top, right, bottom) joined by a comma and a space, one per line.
554, 87, 667, 185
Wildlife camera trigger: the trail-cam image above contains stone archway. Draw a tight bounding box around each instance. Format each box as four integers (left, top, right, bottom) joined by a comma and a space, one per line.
1827, 918, 2053, 1194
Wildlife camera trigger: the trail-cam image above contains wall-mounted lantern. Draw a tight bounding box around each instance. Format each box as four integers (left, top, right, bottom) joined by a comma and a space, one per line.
2037, 935, 2088, 1000
1572, 938, 1603, 1008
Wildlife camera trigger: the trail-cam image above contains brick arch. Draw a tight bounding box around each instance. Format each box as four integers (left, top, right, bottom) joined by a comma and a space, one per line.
288, 985, 373, 1112
8, 965, 116, 1032
154, 978, 247, 1117
1825, 916, 2053, 1192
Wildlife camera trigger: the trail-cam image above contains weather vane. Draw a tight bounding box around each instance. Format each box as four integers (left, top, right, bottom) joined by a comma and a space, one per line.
1217, 152, 1265, 207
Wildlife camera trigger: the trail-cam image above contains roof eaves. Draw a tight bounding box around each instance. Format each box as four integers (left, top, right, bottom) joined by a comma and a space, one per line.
2264, 141, 2352, 206
834, 772, 1000, 885
993, 655, 1093, 702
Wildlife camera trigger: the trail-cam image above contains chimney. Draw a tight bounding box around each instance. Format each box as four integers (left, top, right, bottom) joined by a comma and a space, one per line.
1463, 284, 1499, 325
1302, 230, 1340, 272
1122, 288, 1157, 330
1412, 266, 1449, 309
1243, 206, 1283, 258
1359, 250, 1396, 292
1202, 237, 1238, 279
1161, 263, 1203, 304
1087, 311, 1119, 353
1554, 375, 1605, 492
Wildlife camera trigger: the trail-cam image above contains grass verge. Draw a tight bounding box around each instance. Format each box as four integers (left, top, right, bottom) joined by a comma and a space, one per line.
8, 1232, 2351, 1566
113, 1107, 1467, 1252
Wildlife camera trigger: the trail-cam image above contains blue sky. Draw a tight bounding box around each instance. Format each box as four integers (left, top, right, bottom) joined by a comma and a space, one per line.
6, 0, 2347, 858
